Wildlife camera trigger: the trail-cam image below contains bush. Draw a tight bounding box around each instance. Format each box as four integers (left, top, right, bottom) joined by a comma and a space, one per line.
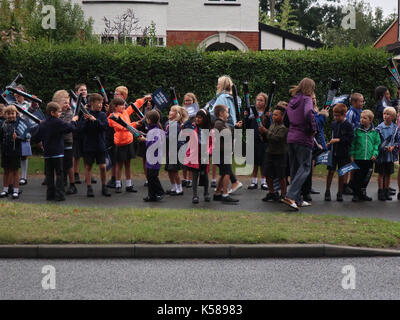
0, 42, 394, 134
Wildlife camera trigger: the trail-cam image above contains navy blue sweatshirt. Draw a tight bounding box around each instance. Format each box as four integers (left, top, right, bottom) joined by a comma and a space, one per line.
330, 120, 354, 158
78, 110, 109, 153
36, 116, 77, 158
0, 119, 23, 157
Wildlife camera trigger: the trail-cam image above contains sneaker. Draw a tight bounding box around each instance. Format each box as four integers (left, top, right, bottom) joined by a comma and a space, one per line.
261, 184, 268, 191
248, 183, 258, 190
210, 181, 217, 188
298, 201, 312, 207
126, 185, 138, 193
192, 196, 199, 204
213, 194, 222, 201
115, 187, 122, 194
66, 185, 77, 195
324, 191, 331, 202
230, 182, 243, 194
102, 185, 111, 197
336, 192, 343, 202
186, 181, 192, 188
281, 197, 299, 211
19, 178, 27, 186
74, 173, 81, 184
222, 195, 239, 204
87, 186, 94, 197
204, 193, 211, 202
0, 191, 8, 198
106, 178, 116, 189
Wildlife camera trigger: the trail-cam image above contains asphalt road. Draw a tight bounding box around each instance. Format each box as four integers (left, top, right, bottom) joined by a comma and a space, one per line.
1, 258, 400, 300
9, 177, 400, 221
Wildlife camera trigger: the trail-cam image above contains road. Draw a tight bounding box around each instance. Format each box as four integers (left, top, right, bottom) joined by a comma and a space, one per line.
1, 258, 400, 300
12, 177, 400, 221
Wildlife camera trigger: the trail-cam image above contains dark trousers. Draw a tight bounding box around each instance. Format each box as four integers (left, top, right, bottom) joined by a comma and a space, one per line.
301, 160, 313, 196
45, 158, 64, 200
353, 160, 373, 196
147, 169, 164, 199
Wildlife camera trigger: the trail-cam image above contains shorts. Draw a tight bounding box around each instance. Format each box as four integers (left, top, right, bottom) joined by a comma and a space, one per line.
327, 156, 351, 171
115, 143, 135, 162
63, 149, 73, 171
84, 152, 106, 166
217, 164, 234, 177
1, 155, 21, 169
73, 138, 84, 158
374, 162, 394, 175
263, 153, 287, 179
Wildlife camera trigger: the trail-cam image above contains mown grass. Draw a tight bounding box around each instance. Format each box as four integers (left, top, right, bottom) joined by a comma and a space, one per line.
1, 201, 400, 248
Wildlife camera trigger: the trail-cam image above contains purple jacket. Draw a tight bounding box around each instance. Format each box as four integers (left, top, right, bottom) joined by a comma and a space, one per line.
145, 124, 164, 170
286, 93, 317, 148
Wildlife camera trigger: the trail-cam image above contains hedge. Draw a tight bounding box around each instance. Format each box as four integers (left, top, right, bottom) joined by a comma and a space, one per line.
0, 42, 394, 130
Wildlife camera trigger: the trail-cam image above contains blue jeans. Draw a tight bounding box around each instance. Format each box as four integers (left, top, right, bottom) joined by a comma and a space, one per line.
286, 144, 312, 204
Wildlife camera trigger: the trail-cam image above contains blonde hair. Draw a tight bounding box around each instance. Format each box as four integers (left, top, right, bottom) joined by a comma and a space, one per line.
180, 107, 189, 123
383, 106, 397, 118
217, 75, 233, 95
170, 105, 183, 123
115, 86, 128, 100
183, 92, 198, 104
361, 109, 374, 122
289, 78, 315, 97
4, 105, 18, 115
52, 90, 69, 103
256, 93, 268, 108
276, 101, 288, 109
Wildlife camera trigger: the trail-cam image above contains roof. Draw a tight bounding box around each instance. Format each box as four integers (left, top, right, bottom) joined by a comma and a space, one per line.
259, 22, 323, 48
374, 18, 398, 48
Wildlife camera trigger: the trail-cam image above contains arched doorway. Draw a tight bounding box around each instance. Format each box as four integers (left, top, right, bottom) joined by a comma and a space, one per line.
205, 42, 239, 51
198, 32, 249, 52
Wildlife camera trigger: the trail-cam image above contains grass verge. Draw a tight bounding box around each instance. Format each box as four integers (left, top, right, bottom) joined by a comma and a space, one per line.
1, 201, 400, 248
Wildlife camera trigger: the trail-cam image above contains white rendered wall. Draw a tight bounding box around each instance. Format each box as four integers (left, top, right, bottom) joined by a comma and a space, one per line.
261, 31, 282, 50
285, 38, 306, 50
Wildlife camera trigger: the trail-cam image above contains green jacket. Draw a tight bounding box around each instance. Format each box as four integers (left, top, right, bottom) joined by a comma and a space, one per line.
350, 126, 380, 160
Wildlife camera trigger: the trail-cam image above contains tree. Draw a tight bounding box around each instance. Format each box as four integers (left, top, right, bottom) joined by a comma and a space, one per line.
102, 8, 140, 44
275, 0, 298, 32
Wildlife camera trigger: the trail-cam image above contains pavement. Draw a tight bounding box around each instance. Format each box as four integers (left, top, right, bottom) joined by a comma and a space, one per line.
1, 176, 400, 259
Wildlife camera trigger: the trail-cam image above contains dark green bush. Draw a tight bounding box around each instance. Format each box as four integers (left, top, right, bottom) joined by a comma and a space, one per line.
0, 42, 394, 135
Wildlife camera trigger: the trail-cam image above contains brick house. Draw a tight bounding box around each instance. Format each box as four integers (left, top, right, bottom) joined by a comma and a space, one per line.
75, 0, 322, 51
374, 18, 400, 56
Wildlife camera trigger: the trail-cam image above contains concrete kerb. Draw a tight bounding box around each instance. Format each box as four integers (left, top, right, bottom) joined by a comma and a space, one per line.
1, 244, 400, 258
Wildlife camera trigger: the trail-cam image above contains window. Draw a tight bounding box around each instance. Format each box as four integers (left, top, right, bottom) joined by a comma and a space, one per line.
136, 36, 165, 47
101, 36, 115, 44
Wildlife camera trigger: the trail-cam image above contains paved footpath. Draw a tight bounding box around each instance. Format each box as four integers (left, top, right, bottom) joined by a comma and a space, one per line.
8, 177, 400, 221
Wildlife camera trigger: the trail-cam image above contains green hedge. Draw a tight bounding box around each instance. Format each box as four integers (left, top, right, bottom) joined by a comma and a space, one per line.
0, 42, 394, 128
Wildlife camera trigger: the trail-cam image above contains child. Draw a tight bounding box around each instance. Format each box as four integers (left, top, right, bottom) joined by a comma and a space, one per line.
375, 86, 391, 124
53, 90, 77, 195
108, 97, 146, 193
262, 107, 288, 202
349, 110, 380, 202
184, 109, 213, 204
165, 105, 186, 195
324, 103, 354, 202
212, 104, 239, 204
113, 86, 129, 105
78, 93, 111, 197
346, 93, 364, 130
247, 92, 269, 190
0, 105, 23, 199
143, 110, 164, 202
36, 103, 78, 201
375, 107, 400, 201
72, 83, 89, 185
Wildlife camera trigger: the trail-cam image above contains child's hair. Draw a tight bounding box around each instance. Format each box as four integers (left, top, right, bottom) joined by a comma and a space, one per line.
15, 84, 26, 92
110, 97, 125, 112
213, 104, 228, 118
375, 86, 388, 101
289, 78, 315, 97
4, 105, 18, 115
145, 109, 160, 125
46, 102, 61, 115
216, 75, 233, 94
88, 93, 103, 104
196, 109, 212, 129
350, 93, 363, 104
275, 101, 288, 109
75, 83, 87, 92
383, 106, 397, 118
115, 86, 128, 100
183, 92, 198, 104
256, 93, 268, 107
333, 103, 347, 115
274, 106, 286, 116
169, 105, 183, 122
361, 109, 374, 122
52, 90, 69, 103
180, 107, 189, 123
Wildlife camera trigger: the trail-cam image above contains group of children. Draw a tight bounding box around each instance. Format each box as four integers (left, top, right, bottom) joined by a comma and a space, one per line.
1, 77, 400, 207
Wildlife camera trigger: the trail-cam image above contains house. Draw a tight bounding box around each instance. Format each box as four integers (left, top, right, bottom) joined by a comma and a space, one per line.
74, 0, 322, 51
374, 18, 400, 57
